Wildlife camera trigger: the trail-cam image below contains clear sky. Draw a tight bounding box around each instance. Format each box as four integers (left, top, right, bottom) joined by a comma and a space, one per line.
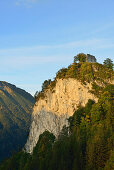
0, 0, 114, 95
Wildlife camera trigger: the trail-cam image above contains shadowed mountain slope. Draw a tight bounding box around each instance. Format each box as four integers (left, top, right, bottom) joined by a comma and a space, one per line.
0, 81, 35, 162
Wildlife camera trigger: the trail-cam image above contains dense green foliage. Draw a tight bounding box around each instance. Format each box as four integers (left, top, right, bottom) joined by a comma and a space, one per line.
56, 62, 113, 84
74, 53, 86, 63
0, 81, 35, 162
0, 84, 113, 170
103, 58, 114, 70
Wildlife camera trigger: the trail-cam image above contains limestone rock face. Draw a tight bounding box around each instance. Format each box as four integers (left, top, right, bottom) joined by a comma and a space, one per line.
25, 110, 69, 153
25, 78, 98, 153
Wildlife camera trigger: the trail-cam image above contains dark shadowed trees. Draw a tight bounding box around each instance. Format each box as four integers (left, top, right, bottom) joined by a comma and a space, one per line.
103, 58, 113, 70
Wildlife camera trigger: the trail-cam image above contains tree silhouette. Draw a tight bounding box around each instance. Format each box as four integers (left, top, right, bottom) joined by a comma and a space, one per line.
103, 58, 113, 70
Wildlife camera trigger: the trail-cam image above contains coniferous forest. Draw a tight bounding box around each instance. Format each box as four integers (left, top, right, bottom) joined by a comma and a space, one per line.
0, 84, 113, 170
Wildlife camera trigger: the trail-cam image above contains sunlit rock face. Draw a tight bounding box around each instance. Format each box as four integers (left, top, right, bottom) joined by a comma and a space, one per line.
25, 78, 98, 153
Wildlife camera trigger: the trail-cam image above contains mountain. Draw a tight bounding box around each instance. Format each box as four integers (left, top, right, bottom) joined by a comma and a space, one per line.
25, 60, 114, 153
0, 54, 113, 170
25, 78, 98, 153
0, 81, 35, 162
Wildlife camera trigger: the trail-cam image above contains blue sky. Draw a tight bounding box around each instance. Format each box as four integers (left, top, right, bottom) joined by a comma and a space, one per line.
0, 0, 114, 95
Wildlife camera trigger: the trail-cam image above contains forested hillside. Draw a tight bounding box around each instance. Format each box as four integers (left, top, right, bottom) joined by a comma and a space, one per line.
0, 84, 113, 170
0, 81, 35, 162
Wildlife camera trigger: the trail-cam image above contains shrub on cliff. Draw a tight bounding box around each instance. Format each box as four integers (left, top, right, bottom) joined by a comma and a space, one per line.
34, 79, 56, 102
42, 79, 51, 92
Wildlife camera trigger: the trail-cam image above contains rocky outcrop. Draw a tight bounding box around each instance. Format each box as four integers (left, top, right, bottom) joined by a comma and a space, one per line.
25, 78, 98, 153
25, 110, 69, 153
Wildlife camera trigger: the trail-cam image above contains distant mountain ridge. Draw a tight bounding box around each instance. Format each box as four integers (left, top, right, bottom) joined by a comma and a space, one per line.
0, 81, 33, 102
0, 81, 35, 162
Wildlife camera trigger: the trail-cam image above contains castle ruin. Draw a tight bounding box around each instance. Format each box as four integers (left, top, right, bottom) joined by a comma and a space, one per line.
86, 54, 97, 63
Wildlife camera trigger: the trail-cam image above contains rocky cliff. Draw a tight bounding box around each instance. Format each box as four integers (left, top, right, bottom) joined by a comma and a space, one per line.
25, 78, 98, 153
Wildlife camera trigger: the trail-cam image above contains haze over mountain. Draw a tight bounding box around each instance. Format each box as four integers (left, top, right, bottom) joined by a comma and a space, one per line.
0, 81, 35, 162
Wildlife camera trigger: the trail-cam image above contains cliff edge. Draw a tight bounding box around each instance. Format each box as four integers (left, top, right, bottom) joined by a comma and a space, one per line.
25, 78, 98, 153
25, 60, 114, 153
